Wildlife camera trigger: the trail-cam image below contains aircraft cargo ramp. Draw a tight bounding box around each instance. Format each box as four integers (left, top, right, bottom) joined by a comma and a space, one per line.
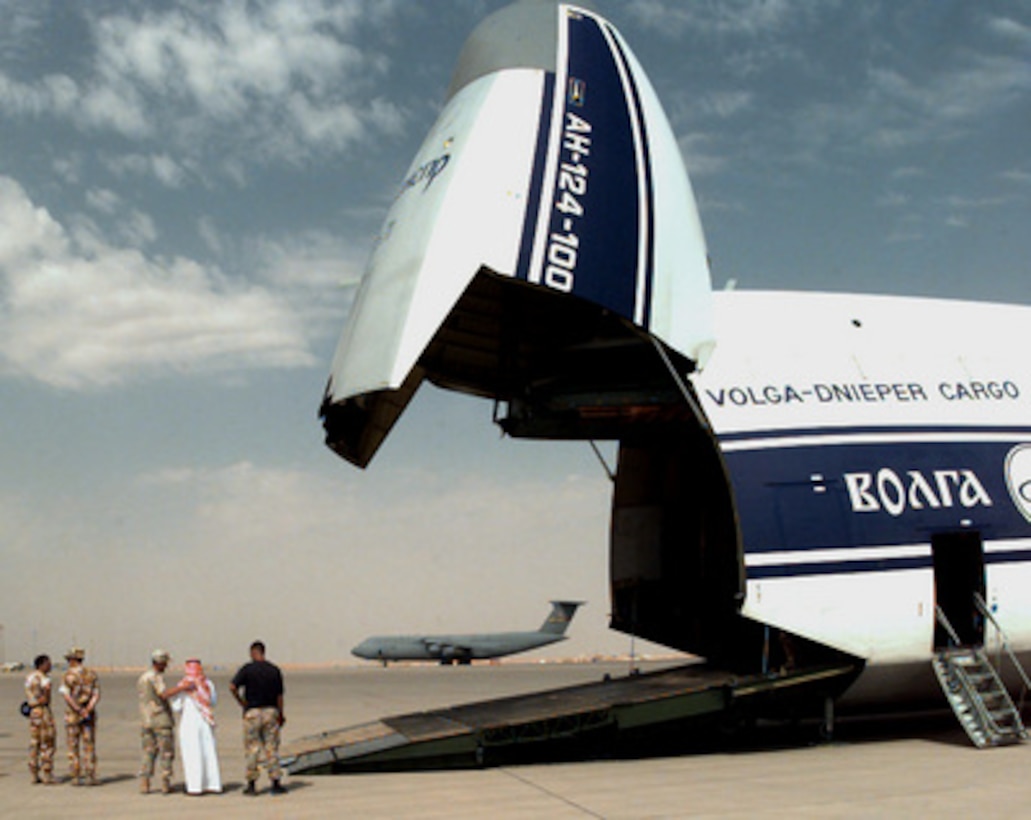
282, 662, 859, 774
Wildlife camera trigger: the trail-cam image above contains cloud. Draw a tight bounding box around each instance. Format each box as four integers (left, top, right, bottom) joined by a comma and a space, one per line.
0, 1, 47, 62
631, 3, 1030, 189
208, 224, 367, 343
152, 155, 188, 188
0, 176, 317, 389
1001, 168, 1031, 186
937, 193, 1015, 230
905, 54, 1030, 126
987, 15, 1031, 46
890, 166, 925, 180
876, 191, 909, 208
0, 1, 406, 171
697, 90, 754, 120
940, 194, 1013, 211
678, 132, 730, 177
104, 153, 192, 188
788, 46, 1031, 162
85, 188, 121, 214
625, 0, 797, 38
88, 0, 406, 160
119, 209, 159, 248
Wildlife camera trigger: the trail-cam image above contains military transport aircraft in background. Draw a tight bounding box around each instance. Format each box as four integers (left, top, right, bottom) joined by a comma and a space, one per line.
352, 600, 582, 665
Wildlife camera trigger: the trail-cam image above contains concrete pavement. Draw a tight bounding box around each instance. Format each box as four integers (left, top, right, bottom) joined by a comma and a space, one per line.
2, 662, 1029, 818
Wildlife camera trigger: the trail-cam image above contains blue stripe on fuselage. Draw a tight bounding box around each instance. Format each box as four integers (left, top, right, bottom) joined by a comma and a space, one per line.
720, 427, 1031, 579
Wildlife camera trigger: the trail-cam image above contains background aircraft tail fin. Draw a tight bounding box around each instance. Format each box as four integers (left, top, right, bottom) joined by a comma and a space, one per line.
539, 600, 583, 635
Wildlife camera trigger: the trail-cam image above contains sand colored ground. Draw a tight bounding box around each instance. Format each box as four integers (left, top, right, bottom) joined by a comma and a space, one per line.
2, 661, 1030, 818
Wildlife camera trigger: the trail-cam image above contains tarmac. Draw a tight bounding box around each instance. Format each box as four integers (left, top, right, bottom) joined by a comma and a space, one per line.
2, 660, 1030, 818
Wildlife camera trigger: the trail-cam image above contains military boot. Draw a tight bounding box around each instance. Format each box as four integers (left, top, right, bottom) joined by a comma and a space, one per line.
140, 777, 150, 794
161, 777, 171, 795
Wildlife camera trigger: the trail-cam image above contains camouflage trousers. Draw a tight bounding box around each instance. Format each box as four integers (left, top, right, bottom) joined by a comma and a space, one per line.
28, 707, 56, 778
243, 707, 282, 782
66, 719, 97, 778
139, 726, 174, 780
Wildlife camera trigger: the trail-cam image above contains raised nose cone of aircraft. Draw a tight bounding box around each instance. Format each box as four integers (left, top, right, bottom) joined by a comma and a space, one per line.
446, 0, 597, 101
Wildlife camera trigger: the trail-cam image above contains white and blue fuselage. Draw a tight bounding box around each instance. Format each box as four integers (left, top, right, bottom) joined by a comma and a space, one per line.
696, 291, 1031, 704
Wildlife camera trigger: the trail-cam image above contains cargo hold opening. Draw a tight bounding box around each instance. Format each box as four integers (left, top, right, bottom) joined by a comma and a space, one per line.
610, 423, 744, 665
415, 271, 747, 665
326, 269, 749, 665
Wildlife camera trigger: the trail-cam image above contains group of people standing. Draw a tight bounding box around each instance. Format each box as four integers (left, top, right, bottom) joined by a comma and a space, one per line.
24, 640, 287, 798
25, 647, 100, 786
137, 648, 222, 795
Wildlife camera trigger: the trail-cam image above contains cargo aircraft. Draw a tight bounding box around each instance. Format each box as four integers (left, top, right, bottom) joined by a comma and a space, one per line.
352, 600, 582, 665
318, 1, 1031, 746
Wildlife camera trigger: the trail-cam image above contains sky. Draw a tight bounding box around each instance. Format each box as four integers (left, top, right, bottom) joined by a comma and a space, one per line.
1, 0, 1029, 668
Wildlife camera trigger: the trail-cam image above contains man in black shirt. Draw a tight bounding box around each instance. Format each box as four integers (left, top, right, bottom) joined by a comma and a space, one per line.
230, 641, 286, 795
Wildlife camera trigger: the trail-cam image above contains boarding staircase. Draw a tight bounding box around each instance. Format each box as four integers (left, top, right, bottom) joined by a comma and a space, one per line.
933, 595, 1030, 748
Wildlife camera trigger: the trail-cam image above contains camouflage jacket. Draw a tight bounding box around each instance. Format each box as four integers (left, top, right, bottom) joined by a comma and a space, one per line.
137, 668, 173, 730
25, 670, 51, 710
60, 665, 99, 724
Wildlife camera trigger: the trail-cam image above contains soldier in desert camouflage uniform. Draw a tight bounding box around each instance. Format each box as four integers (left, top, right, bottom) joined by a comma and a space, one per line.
137, 649, 192, 795
25, 654, 56, 784
230, 640, 287, 796
59, 647, 101, 786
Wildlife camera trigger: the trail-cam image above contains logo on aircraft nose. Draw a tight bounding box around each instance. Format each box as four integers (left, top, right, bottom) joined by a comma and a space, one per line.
1005, 444, 1031, 523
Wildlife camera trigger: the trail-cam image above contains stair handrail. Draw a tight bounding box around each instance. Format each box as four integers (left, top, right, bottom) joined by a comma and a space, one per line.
934, 605, 964, 649
974, 593, 1031, 711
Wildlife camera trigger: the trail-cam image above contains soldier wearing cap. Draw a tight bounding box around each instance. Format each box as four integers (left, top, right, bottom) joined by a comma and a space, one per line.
137, 649, 192, 795
58, 647, 100, 786
25, 654, 56, 784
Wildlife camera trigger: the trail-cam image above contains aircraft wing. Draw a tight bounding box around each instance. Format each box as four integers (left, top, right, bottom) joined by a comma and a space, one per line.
321, 3, 714, 466
423, 639, 473, 661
